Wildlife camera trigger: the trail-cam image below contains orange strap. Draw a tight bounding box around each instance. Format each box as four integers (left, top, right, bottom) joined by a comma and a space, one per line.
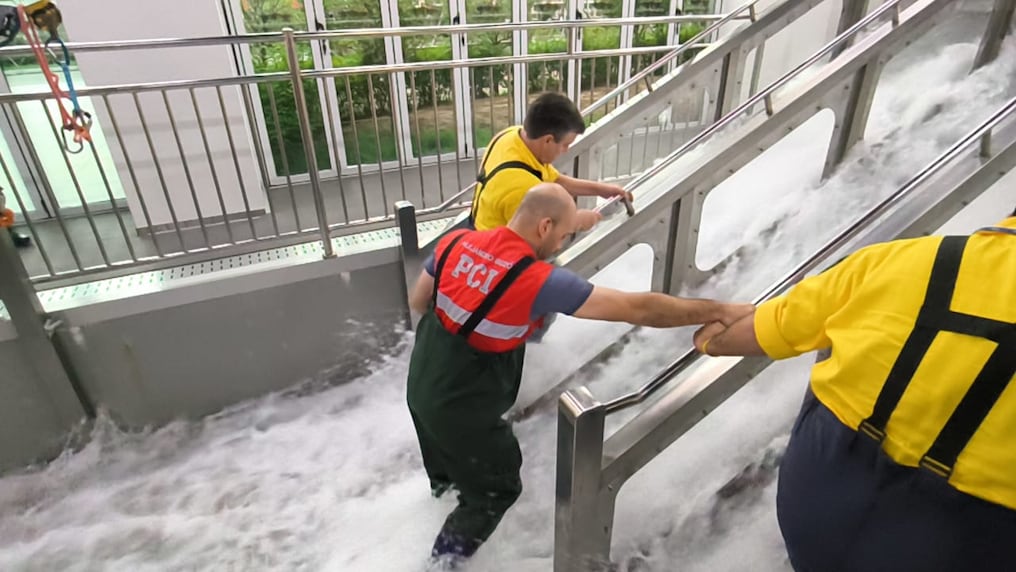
16, 4, 92, 148
0, 208, 14, 229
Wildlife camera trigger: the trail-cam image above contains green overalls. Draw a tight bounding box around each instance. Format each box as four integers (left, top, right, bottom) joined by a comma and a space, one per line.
406, 236, 535, 559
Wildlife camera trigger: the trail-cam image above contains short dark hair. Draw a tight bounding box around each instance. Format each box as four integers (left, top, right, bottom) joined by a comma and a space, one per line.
524, 93, 585, 141
1011, 205, 1016, 217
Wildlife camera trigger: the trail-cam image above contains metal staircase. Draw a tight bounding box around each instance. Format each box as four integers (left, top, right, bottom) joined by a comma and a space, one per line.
396, 0, 1010, 403
548, 0, 1016, 569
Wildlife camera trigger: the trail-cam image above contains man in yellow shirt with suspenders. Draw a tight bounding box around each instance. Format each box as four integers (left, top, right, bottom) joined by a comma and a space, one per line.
470, 92, 632, 232
693, 207, 1016, 571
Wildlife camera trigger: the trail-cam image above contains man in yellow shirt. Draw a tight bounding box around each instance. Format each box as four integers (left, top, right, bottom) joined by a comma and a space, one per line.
470, 92, 633, 232
693, 207, 1016, 571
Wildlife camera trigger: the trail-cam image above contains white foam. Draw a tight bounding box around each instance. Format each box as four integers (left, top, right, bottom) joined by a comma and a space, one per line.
1, 16, 1013, 572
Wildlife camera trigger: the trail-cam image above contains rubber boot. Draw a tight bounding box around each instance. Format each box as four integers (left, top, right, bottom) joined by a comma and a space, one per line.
8, 228, 30, 248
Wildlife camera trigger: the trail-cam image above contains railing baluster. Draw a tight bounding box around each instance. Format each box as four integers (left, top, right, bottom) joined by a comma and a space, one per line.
39, 99, 111, 266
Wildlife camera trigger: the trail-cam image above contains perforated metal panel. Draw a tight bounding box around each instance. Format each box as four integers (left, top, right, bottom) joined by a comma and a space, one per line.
0, 217, 456, 321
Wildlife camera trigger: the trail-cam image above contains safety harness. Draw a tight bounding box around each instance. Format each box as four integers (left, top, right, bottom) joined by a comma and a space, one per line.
432, 231, 536, 341
470, 128, 543, 224
1, 1, 92, 153
859, 228, 1016, 478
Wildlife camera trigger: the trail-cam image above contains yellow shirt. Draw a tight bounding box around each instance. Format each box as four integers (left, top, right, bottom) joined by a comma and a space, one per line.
754, 218, 1016, 509
471, 126, 560, 231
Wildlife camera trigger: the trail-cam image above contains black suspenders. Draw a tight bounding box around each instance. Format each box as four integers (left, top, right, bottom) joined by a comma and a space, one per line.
859, 234, 1016, 478
470, 128, 544, 223
431, 232, 536, 340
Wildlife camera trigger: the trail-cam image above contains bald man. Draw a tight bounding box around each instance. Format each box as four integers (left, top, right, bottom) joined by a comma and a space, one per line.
406, 183, 752, 567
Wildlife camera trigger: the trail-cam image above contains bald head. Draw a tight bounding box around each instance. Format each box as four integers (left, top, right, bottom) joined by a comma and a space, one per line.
508, 183, 578, 259
510, 183, 576, 228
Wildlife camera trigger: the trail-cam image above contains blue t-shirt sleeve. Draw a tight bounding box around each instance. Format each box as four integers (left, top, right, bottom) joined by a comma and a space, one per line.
531, 267, 594, 318
423, 252, 436, 276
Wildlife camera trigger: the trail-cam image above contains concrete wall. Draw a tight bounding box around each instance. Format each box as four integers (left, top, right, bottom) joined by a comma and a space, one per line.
54, 252, 407, 428
0, 334, 80, 472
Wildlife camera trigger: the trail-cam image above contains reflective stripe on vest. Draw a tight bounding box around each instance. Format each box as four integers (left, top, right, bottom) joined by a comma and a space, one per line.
434, 292, 531, 340
431, 230, 536, 344
859, 234, 1016, 478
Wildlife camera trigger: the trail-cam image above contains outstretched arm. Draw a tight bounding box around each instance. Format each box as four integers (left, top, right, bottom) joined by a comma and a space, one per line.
693, 311, 766, 356
572, 286, 753, 328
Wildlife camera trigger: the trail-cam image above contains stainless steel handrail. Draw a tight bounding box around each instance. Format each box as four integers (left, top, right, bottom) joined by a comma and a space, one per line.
299, 44, 709, 80
581, 0, 767, 118
595, 0, 910, 215
0, 15, 736, 57
602, 93, 1016, 414
412, 1, 764, 219
0, 44, 706, 103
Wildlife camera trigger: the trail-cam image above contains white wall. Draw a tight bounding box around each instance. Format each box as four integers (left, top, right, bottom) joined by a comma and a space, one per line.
728, 0, 845, 98
61, 1, 265, 231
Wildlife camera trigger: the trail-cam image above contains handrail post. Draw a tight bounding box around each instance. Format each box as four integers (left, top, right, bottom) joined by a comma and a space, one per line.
283, 27, 334, 259
831, 0, 871, 59
555, 386, 612, 572
715, 46, 749, 119
395, 200, 421, 331
0, 227, 90, 424
972, 0, 1016, 71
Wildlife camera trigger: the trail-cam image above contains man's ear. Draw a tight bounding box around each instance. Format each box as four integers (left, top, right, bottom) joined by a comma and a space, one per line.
538, 216, 553, 237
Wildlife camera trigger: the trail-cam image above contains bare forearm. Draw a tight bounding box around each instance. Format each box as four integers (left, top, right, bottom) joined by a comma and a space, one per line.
701, 314, 766, 356
409, 271, 435, 314
631, 293, 729, 328
557, 174, 611, 197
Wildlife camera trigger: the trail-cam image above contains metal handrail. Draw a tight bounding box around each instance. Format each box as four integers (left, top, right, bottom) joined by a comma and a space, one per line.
581, 0, 766, 118
0, 43, 707, 103
601, 93, 1016, 414
595, 0, 909, 215
413, 2, 758, 218
0, 14, 737, 57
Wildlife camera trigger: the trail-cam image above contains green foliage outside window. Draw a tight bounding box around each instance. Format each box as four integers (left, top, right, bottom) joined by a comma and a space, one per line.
240, 0, 712, 175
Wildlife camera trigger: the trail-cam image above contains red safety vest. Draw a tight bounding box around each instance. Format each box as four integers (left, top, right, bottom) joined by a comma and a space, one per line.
431, 226, 554, 353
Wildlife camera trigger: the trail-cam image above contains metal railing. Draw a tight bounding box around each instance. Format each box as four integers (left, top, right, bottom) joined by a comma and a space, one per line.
0, 12, 734, 284
553, 90, 1016, 570
393, 0, 915, 406
410, 0, 770, 220
556, 0, 936, 295
587, 0, 910, 227
552, 0, 1016, 565
542, 0, 957, 420
393, 0, 860, 333
410, 0, 837, 237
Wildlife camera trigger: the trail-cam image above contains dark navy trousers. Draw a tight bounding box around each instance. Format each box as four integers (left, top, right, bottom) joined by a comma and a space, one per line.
776, 389, 1016, 572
